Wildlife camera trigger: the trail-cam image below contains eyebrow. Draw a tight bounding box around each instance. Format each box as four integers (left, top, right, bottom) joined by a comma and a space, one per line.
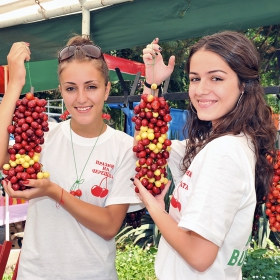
63, 80, 98, 85
189, 70, 228, 75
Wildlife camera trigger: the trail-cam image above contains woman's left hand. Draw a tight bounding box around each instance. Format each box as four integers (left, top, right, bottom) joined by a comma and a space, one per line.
142, 38, 175, 85
2, 179, 57, 200
134, 178, 171, 212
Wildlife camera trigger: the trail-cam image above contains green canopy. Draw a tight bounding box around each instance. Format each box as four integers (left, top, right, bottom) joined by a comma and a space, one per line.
0, 0, 280, 65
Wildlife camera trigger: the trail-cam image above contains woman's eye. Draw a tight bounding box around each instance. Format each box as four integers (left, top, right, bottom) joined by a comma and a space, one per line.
189, 77, 199, 82
88, 85, 97, 90
212, 77, 223, 81
66, 86, 75, 91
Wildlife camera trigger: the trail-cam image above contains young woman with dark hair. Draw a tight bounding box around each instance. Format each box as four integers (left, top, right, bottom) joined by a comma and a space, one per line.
134, 31, 277, 279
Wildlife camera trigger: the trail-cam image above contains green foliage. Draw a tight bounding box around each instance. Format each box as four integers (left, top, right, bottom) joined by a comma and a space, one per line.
116, 214, 161, 248
116, 243, 157, 280
264, 94, 280, 114
245, 25, 280, 87
242, 239, 280, 279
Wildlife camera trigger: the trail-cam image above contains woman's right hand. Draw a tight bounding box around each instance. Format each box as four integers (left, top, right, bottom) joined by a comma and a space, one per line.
7, 42, 31, 88
2, 178, 58, 201
142, 38, 175, 85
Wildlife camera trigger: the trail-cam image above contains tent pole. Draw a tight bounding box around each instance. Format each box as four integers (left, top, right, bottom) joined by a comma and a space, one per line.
0, 0, 132, 28
5, 194, 9, 241
80, 0, 90, 37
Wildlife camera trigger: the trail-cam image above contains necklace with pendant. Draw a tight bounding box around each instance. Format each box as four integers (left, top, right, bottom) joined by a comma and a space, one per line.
69, 121, 104, 198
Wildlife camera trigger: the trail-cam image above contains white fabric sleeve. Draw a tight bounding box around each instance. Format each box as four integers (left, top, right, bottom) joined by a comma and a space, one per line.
178, 143, 247, 247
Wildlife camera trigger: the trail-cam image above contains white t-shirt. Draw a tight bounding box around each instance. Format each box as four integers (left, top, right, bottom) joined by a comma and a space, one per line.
18, 120, 143, 280
155, 134, 256, 280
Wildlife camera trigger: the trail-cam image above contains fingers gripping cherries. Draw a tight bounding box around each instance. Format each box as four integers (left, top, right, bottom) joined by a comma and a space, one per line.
2, 92, 50, 191
132, 94, 172, 196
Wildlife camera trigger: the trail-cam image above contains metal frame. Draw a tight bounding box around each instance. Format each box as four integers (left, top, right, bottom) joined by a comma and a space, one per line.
0, 0, 132, 29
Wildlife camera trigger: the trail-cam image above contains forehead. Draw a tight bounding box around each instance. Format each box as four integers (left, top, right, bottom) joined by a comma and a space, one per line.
189, 50, 231, 72
59, 60, 104, 80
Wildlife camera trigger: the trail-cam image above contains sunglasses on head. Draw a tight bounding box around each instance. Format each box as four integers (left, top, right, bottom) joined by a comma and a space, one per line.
58, 44, 103, 63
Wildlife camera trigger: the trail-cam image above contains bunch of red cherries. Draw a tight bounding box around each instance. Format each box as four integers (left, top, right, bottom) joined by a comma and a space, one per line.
132, 93, 172, 196
2, 92, 50, 191
265, 151, 280, 232
124, 208, 147, 229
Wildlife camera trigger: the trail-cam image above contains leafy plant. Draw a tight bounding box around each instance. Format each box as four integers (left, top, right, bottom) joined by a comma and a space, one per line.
256, 204, 271, 248
242, 239, 280, 279
116, 243, 157, 280
116, 214, 161, 248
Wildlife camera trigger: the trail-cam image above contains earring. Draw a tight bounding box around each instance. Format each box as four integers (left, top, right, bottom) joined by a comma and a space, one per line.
236, 92, 244, 108
189, 101, 197, 114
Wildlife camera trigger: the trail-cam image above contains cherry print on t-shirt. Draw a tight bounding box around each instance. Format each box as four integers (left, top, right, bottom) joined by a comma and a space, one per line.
91, 176, 109, 198
170, 187, 181, 211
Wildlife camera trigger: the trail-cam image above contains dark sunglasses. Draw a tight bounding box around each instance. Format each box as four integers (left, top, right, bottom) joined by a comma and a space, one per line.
58, 44, 103, 63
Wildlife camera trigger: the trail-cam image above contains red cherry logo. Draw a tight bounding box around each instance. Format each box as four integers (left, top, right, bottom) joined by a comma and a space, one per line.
177, 201, 181, 211
91, 185, 103, 197
100, 188, 109, 198
91, 177, 109, 198
170, 195, 181, 212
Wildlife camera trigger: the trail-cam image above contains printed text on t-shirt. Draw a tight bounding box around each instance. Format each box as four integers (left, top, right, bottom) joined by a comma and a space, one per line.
92, 160, 114, 178
179, 181, 188, 190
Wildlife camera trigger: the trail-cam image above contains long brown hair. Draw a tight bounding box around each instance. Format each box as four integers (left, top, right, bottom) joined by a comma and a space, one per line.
183, 31, 277, 203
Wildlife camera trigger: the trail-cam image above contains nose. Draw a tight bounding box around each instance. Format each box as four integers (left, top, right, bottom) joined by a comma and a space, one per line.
194, 79, 210, 95
76, 89, 87, 103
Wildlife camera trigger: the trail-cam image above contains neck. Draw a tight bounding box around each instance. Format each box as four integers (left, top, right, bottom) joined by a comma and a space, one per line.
70, 119, 106, 138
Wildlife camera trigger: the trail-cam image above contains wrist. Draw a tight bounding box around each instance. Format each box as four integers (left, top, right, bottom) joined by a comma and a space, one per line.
143, 81, 162, 96
49, 183, 61, 201
146, 203, 168, 216
144, 81, 162, 90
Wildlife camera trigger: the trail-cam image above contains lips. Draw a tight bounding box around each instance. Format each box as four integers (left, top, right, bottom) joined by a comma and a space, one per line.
197, 100, 217, 108
75, 106, 92, 112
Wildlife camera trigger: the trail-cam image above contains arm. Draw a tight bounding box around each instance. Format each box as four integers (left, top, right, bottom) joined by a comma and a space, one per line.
134, 178, 219, 272
0, 42, 31, 167
3, 179, 128, 240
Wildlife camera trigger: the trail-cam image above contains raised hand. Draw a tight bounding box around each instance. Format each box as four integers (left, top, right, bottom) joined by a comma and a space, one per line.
7, 42, 31, 89
142, 38, 175, 85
